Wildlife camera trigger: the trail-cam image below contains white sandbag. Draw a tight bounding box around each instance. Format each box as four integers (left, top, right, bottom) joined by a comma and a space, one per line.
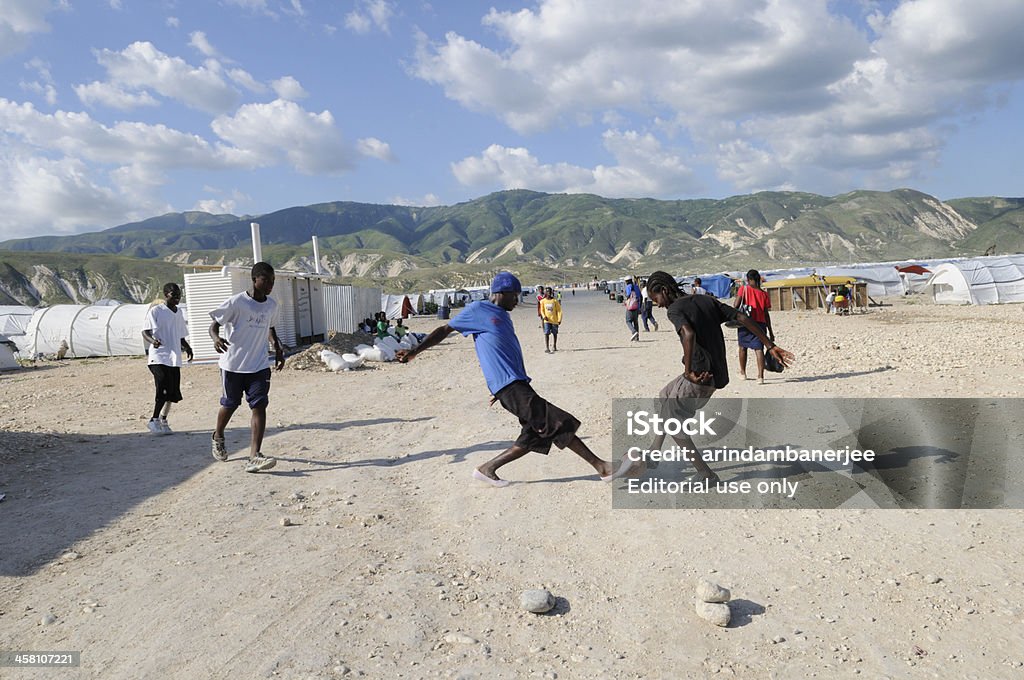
354, 343, 373, 353
376, 335, 401, 352
341, 353, 366, 368
357, 346, 388, 362
320, 349, 348, 372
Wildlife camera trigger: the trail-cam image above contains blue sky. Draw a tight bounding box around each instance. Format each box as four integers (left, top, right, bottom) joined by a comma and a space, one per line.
1, 0, 1023, 240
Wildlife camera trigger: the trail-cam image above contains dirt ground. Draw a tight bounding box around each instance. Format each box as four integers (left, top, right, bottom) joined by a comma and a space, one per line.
1, 292, 1022, 679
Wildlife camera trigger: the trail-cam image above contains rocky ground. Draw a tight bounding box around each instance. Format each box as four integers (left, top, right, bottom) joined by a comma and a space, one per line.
1, 293, 1022, 679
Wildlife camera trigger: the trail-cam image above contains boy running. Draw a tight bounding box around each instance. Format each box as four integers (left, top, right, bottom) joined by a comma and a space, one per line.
208, 262, 285, 473
641, 271, 795, 483
396, 272, 615, 487
141, 283, 193, 434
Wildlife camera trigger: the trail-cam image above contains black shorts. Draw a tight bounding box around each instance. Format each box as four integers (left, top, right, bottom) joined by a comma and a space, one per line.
495, 380, 580, 454
148, 364, 183, 403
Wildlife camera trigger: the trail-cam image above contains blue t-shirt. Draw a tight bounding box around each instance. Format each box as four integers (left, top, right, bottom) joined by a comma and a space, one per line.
448, 300, 530, 395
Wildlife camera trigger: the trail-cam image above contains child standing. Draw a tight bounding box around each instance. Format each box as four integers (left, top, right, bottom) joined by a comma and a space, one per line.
540, 286, 562, 353
208, 262, 285, 473
142, 283, 193, 434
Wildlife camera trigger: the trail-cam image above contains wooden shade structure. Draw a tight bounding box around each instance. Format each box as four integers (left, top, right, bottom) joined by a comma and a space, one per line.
761, 275, 867, 312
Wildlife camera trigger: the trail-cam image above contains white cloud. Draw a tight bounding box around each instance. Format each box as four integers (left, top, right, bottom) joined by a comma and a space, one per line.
0, 94, 365, 237
287, 0, 305, 17
20, 58, 57, 106
270, 76, 308, 100
189, 31, 220, 59
0, 98, 230, 168
87, 41, 240, 113
229, 68, 267, 93
0, 0, 59, 59
75, 81, 160, 109
451, 130, 696, 198
345, 0, 394, 34
109, 0, 123, 9
0, 151, 150, 237
193, 189, 249, 215
416, 0, 1024, 194
211, 99, 355, 174
356, 137, 394, 161
389, 193, 441, 207
166, 16, 179, 28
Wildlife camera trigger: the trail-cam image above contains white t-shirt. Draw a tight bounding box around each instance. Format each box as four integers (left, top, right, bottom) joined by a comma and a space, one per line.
209, 292, 279, 373
144, 304, 189, 367
692, 286, 707, 295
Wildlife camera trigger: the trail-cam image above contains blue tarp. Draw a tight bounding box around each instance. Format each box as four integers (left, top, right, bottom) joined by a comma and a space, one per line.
694, 274, 734, 298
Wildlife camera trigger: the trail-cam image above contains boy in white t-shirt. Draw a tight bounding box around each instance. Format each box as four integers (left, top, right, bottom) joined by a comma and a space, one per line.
208, 262, 285, 473
141, 283, 193, 435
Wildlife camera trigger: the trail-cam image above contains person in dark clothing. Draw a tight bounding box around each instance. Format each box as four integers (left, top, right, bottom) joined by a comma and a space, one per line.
638, 271, 795, 483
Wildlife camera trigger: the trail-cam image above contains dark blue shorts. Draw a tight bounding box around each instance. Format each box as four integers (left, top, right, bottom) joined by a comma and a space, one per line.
220, 368, 271, 409
543, 322, 559, 336
737, 322, 768, 350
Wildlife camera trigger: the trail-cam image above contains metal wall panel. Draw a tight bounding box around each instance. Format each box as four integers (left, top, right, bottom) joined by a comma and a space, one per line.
184, 272, 237, 361
322, 284, 381, 334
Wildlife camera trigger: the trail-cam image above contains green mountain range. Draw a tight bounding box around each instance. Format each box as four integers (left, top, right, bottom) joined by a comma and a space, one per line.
1, 189, 1022, 305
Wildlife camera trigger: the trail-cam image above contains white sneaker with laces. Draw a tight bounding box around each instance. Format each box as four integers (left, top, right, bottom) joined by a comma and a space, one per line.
147, 419, 162, 435
159, 417, 172, 434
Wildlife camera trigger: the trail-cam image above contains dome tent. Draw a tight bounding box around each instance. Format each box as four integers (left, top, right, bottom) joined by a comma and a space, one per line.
926, 255, 1024, 305
18, 303, 155, 358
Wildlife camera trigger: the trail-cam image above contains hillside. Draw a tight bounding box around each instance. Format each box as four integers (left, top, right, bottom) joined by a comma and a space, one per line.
2, 189, 1023, 304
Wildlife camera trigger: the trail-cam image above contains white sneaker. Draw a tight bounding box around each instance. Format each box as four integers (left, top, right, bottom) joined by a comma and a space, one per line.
159, 417, 172, 434
147, 419, 162, 435
245, 455, 277, 473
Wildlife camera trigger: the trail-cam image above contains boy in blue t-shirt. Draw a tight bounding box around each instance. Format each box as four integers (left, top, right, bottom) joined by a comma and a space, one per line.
397, 272, 621, 487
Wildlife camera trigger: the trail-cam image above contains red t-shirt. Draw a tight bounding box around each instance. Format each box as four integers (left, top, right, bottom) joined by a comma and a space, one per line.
738, 285, 771, 324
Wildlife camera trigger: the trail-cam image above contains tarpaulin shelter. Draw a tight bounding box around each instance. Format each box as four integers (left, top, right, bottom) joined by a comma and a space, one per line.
691, 274, 734, 298
0, 333, 20, 370
926, 256, 1024, 305
381, 294, 416, 320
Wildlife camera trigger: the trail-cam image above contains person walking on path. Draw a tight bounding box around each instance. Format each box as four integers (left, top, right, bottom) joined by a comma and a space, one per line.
640, 278, 659, 332
208, 262, 286, 473
624, 276, 642, 341
637, 271, 794, 483
735, 269, 774, 384
396, 272, 617, 487
540, 286, 562, 353
141, 283, 193, 435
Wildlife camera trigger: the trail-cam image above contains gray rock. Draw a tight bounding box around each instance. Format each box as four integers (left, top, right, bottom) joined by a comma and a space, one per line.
695, 601, 731, 627
695, 578, 731, 603
40, 613, 57, 625
280, 517, 293, 526
444, 633, 478, 644
520, 589, 556, 613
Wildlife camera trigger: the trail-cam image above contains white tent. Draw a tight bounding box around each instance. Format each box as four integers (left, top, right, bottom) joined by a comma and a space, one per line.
381, 294, 415, 320
0, 305, 35, 336
926, 256, 1024, 305
0, 334, 20, 370
17, 303, 155, 358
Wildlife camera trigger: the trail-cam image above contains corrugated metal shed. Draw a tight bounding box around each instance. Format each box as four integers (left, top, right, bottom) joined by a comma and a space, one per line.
323, 283, 381, 333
